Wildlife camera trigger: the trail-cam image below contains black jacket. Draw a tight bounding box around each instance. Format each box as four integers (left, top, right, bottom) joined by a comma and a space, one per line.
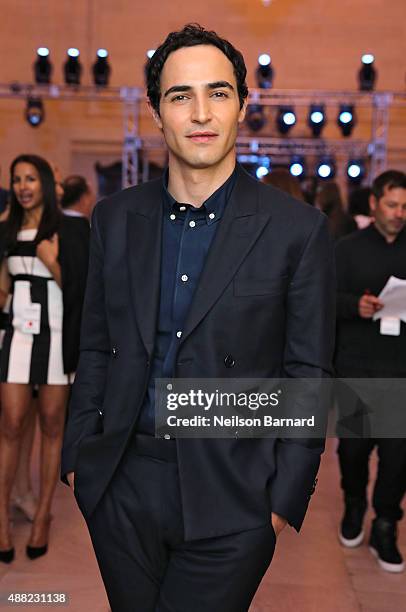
0, 215, 90, 373
335, 224, 406, 375
62, 165, 336, 539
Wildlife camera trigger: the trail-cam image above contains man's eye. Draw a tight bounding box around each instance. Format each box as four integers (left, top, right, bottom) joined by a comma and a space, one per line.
172, 95, 188, 102
212, 91, 228, 98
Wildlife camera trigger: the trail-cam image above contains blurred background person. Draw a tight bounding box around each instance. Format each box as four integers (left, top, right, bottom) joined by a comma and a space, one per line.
315, 181, 357, 241
335, 169, 406, 573
348, 186, 373, 230
262, 168, 305, 201
7, 163, 66, 524
0, 154, 89, 563
61, 175, 95, 221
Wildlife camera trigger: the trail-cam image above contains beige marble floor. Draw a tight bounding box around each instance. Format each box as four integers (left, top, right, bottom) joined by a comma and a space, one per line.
0, 438, 405, 611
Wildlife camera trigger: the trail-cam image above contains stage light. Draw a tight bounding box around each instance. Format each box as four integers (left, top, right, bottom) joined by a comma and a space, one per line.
289, 156, 305, 178
146, 49, 156, 59
34, 47, 52, 84
347, 159, 365, 184
64, 48, 82, 85
316, 156, 336, 180
337, 104, 356, 137
256, 165, 269, 180
256, 53, 273, 89
92, 49, 111, 86
25, 97, 45, 127
308, 104, 326, 137
246, 104, 267, 132
276, 106, 296, 135
358, 53, 376, 91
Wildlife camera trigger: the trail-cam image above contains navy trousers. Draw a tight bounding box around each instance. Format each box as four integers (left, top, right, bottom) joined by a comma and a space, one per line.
82, 435, 276, 612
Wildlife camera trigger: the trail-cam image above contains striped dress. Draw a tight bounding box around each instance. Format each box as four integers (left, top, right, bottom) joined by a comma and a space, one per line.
0, 228, 70, 385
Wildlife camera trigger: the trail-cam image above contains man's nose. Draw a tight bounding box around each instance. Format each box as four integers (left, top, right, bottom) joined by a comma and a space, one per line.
191, 96, 212, 123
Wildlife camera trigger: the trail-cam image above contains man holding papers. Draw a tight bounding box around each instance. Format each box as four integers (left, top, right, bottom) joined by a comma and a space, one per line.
335, 169, 406, 572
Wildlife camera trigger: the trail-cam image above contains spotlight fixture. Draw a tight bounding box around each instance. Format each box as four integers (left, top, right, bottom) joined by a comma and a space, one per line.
25, 97, 45, 127
316, 156, 336, 180
358, 54, 376, 91
347, 159, 365, 184
64, 48, 82, 85
289, 156, 306, 178
256, 165, 270, 180
245, 104, 267, 132
93, 48, 111, 86
34, 47, 52, 84
308, 104, 326, 137
337, 104, 356, 137
276, 106, 296, 135
256, 53, 273, 89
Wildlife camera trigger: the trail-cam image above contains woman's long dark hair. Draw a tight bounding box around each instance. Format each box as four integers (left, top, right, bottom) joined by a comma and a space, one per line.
6, 154, 61, 249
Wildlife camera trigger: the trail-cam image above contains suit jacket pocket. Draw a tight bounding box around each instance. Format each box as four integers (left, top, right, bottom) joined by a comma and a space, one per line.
233, 275, 289, 297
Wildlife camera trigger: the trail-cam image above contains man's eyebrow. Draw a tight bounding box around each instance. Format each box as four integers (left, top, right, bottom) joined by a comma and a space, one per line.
163, 81, 235, 98
207, 81, 235, 91
163, 85, 192, 97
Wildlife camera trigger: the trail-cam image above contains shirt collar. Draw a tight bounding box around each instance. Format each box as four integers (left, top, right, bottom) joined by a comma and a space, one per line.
162, 165, 237, 225
369, 222, 406, 245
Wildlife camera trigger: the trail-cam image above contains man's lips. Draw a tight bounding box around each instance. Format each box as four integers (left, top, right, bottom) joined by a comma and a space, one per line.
187, 132, 218, 143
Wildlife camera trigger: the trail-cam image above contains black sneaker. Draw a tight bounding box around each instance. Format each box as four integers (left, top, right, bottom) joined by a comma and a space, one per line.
339, 497, 367, 548
369, 517, 404, 573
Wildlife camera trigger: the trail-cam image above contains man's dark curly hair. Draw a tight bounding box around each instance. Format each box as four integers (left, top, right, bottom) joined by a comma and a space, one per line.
146, 23, 248, 114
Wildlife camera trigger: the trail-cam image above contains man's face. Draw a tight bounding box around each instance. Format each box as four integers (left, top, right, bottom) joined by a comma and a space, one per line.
370, 185, 406, 240
150, 45, 246, 170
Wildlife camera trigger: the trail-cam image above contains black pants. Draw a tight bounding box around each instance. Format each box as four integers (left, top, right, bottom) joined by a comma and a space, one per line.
337, 437, 406, 521
83, 435, 276, 612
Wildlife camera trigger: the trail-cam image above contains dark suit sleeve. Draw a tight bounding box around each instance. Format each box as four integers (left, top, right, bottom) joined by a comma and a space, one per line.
336, 239, 360, 319
268, 213, 336, 531
61, 205, 110, 483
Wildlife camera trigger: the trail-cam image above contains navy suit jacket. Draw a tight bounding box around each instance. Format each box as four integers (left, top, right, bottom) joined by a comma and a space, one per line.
61, 165, 335, 540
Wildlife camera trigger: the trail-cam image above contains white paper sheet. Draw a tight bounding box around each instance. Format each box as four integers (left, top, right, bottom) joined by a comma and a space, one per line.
372, 276, 406, 322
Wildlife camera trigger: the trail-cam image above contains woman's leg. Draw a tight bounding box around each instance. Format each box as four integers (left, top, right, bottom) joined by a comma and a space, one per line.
0, 383, 33, 549
28, 384, 69, 547
12, 397, 37, 518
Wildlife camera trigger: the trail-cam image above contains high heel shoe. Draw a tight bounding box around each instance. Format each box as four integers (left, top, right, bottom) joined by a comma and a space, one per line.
26, 515, 52, 560
0, 547, 15, 564
26, 544, 47, 560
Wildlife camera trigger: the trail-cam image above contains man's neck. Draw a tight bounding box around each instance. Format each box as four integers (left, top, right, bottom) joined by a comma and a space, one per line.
66, 202, 85, 217
373, 221, 398, 244
167, 156, 236, 207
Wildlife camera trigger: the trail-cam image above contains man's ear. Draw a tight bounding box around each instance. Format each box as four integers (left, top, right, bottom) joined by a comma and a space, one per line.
238, 98, 248, 124
147, 98, 163, 131
369, 193, 377, 214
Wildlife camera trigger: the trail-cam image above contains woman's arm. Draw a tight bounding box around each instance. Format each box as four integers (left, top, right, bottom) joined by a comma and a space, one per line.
0, 258, 11, 309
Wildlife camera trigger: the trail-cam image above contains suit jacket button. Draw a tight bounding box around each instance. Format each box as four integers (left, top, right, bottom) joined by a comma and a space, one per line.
224, 355, 235, 368
112, 347, 118, 357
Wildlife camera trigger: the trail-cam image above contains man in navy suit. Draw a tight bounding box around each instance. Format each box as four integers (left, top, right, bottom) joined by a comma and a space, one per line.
62, 24, 335, 611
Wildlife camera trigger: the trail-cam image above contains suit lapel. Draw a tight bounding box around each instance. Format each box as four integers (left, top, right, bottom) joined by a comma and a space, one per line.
180, 166, 271, 344
126, 180, 162, 356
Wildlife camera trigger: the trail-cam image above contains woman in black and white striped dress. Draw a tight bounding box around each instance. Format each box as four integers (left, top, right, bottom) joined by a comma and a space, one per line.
0, 155, 89, 563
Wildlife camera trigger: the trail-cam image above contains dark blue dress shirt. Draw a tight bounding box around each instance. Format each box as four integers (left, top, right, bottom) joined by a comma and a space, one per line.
136, 167, 237, 435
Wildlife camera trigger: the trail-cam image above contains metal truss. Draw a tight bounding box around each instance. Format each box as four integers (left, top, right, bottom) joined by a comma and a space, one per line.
1, 83, 405, 186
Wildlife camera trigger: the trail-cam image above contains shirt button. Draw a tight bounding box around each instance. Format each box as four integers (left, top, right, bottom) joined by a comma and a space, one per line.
167, 383, 173, 390
224, 355, 235, 368
170, 214, 176, 220
189, 220, 196, 228
179, 206, 186, 211
176, 331, 182, 338
111, 347, 118, 357
164, 434, 171, 440
209, 212, 215, 219
181, 274, 188, 282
